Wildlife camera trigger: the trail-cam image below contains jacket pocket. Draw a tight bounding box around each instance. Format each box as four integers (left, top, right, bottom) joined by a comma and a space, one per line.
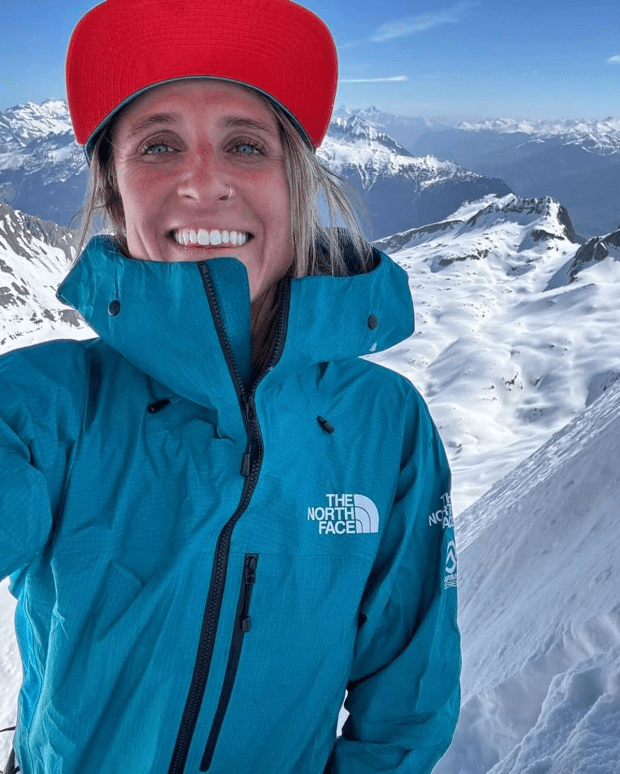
200, 553, 258, 772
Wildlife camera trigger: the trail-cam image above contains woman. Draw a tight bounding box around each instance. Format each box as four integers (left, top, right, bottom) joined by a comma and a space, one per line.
0, 0, 460, 772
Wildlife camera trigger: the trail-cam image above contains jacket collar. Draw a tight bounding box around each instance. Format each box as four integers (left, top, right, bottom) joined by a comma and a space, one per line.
57, 236, 414, 407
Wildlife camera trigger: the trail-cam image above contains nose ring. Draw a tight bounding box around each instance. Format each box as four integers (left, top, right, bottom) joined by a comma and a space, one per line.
221, 185, 233, 201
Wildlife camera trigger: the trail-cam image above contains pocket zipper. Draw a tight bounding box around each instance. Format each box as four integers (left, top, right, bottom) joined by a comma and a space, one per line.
200, 553, 258, 771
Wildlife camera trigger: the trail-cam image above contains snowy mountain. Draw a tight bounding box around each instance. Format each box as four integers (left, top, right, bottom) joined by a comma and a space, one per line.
0, 99, 72, 145
435, 377, 620, 774
333, 104, 449, 143
458, 116, 620, 154
337, 108, 620, 158
0, 100, 510, 241
340, 107, 620, 238
319, 116, 511, 239
372, 193, 620, 514
0, 100, 88, 228
0, 201, 91, 353
5, 98, 619, 239
547, 226, 620, 289
414, 123, 620, 239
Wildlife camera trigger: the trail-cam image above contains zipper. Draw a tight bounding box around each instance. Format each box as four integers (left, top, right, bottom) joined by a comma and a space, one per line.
167, 267, 289, 774
200, 553, 258, 771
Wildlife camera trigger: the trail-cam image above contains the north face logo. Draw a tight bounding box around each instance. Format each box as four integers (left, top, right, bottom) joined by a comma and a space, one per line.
307, 494, 380, 535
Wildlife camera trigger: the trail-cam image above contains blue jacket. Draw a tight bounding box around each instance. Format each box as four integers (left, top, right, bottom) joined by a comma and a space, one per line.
0, 236, 460, 774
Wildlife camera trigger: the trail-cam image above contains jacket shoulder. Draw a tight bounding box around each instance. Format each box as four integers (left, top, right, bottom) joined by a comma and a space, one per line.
316, 356, 442, 461
0, 338, 104, 426
330, 356, 431, 415
0, 336, 96, 391
361, 359, 442, 443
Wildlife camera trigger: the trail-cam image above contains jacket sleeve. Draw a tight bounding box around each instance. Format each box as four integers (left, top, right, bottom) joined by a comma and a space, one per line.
326, 388, 461, 773
0, 383, 53, 580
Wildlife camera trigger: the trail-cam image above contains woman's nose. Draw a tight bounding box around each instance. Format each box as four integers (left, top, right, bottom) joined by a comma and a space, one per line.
176, 146, 231, 203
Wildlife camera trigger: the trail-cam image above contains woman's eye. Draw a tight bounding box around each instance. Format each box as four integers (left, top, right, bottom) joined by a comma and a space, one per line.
231, 141, 263, 155
141, 142, 175, 155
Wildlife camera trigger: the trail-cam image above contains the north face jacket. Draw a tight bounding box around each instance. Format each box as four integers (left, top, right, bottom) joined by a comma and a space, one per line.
0, 236, 460, 774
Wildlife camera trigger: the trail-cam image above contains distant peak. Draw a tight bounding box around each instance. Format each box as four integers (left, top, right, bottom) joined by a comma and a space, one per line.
326, 115, 412, 155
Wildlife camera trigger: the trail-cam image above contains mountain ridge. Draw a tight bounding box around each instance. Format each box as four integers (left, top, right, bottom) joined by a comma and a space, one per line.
338, 106, 620, 237
0, 100, 512, 239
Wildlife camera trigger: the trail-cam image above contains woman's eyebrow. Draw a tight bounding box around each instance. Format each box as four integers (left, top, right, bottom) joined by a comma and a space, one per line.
127, 112, 180, 137
222, 116, 277, 136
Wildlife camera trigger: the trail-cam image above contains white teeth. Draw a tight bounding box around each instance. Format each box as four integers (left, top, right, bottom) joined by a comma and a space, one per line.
173, 229, 249, 247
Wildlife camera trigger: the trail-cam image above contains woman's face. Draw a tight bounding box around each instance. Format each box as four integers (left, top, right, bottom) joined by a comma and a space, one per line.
113, 80, 293, 301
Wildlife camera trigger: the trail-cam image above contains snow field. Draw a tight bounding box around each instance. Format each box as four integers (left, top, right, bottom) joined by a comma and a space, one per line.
435, 379, 620, 774
375, 195, 620, 514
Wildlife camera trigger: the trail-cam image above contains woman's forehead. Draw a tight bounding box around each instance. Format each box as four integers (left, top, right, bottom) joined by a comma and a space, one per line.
115, 79, 279, 136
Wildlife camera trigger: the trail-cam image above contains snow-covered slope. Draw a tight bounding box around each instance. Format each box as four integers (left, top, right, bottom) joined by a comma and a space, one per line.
435, 378, 620, 774
0, 201, 92, 353
319, 116, 511, 238
333, 105, 448, 141
373, 193, 620, 514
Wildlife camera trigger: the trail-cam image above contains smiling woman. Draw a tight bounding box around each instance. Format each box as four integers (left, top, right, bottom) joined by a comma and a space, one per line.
0, 1, 460, 773
82, 77, 373, 371
111, 81, 293, 303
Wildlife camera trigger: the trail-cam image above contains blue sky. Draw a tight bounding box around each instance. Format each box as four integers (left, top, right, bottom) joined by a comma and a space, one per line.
1, 0, 619, 119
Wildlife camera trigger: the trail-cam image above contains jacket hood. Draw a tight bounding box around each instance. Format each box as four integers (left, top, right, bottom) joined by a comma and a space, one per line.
57, 236, 415, 407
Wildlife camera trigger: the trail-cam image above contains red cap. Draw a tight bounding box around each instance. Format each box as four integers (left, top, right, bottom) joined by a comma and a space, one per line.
66, 0, 338, 154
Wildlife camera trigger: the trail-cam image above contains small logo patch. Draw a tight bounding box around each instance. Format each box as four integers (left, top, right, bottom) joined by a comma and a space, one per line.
444, 540, 458, 589
307, 494, 380, 535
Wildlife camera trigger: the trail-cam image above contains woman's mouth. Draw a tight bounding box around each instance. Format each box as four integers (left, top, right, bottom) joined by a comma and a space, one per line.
171, 228, 250, 247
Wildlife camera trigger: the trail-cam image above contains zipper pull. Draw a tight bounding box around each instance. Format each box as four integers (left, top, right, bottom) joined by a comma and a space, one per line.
242, 394, 256, 424
244, 554, 257, 584
240, 395, 258, 477
240, 453, 251, 477
241, 555, 258, 633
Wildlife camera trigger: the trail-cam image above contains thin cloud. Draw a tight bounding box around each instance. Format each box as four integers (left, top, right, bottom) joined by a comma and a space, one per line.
370, 1, 481, 43
607, 55, 620, 64
339, 76, 408, 83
